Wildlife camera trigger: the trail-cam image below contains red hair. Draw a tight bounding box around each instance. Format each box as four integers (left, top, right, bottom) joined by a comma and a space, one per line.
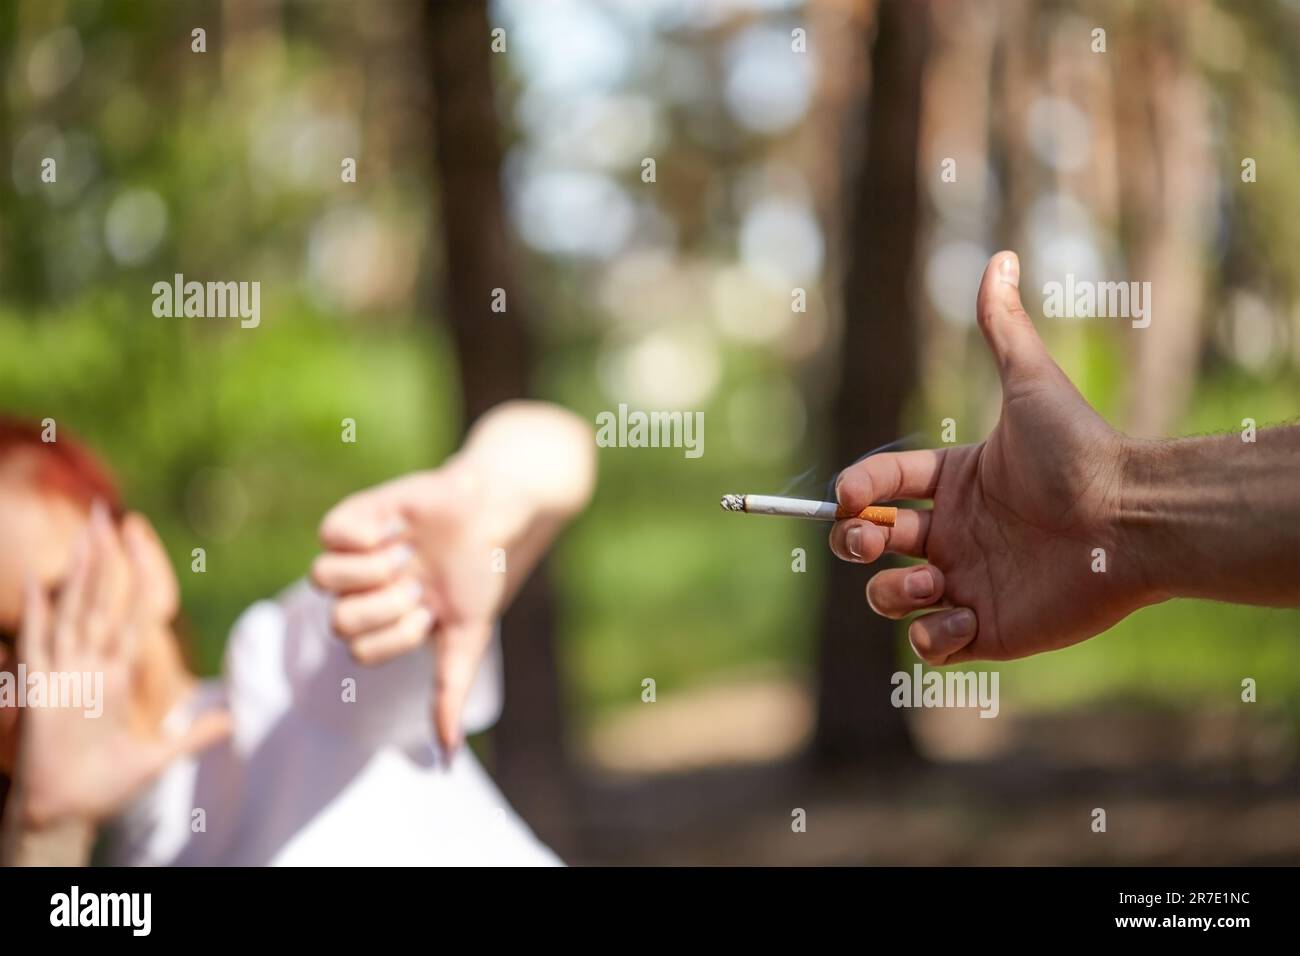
0, 417, 123, 516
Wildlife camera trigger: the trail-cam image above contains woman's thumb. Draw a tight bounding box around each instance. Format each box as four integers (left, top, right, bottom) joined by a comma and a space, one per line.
168, 709, 233, 762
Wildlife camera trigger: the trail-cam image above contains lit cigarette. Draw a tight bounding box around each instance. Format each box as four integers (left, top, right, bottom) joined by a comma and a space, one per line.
720, 494, 897, 527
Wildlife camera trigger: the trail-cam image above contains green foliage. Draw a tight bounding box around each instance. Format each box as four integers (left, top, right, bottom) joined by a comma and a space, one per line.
0, 298, 457, 671
1, 0, 1295, 734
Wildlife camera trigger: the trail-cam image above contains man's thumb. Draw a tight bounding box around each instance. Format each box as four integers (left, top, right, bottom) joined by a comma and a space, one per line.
975, 251, 1050, 385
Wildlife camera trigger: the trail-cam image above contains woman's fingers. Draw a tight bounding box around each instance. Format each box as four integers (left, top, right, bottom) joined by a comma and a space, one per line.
829, 508, 930, 562
866, 565, 946, 619
311, 542, 414, 595
331, 578, 425, 638
346, 606, 434, 666
119, 511, 178, 627
318, 487, 407, 552
82, 502, 130, 655
113, 517, 152, 662
907, 607, 979, 665
17, 571, 51, 671
51, 529, 92, 666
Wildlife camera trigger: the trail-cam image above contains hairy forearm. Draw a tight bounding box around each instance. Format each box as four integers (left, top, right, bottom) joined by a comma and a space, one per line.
1119, 426, 1300, 607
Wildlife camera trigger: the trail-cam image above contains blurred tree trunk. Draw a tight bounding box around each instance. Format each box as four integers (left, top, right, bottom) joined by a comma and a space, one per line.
428, 0, 530, 422
427, 0, 575, 853
989, 0, 1036, 254
813, 0, 930, 767
1116, 11, 1214, 438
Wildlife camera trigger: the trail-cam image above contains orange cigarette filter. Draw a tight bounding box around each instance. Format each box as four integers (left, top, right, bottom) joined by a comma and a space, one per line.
837, 504, 897, 527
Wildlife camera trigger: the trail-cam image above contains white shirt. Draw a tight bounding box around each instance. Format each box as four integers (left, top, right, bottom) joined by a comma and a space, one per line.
105, 582, 560, 866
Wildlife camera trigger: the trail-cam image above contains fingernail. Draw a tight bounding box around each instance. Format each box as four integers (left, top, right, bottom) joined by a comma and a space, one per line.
998, 253, 1020, 287
391, 544, 414, 569
406, 579, 424, 603
384, 517, 407, 540
846, 525, 863, 560
905, 568, 935, 599
944, 608, 977, 639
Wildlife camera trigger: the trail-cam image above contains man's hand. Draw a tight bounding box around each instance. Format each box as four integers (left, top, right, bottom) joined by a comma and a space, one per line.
12, 503, 230, 829
829, 251, 1145, 664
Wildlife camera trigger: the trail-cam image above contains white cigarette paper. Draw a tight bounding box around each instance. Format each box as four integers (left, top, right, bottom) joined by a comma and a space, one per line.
721, 493, 898, 526
736, 494, 839, 520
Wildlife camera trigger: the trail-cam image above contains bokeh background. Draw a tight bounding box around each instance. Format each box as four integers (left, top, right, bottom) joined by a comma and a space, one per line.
2, 0, 1297, 864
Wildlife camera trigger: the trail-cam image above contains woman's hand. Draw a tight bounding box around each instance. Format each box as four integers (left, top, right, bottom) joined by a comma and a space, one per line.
12, 503, 230, 828
312, 401, 595, 758
312, 463, 506, 758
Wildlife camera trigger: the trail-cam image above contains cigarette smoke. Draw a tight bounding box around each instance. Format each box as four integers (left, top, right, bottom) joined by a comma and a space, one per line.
773, 432, 923, 499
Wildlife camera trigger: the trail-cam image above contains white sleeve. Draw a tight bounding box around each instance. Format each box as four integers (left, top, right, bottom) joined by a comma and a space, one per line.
223, 580, 504, 754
